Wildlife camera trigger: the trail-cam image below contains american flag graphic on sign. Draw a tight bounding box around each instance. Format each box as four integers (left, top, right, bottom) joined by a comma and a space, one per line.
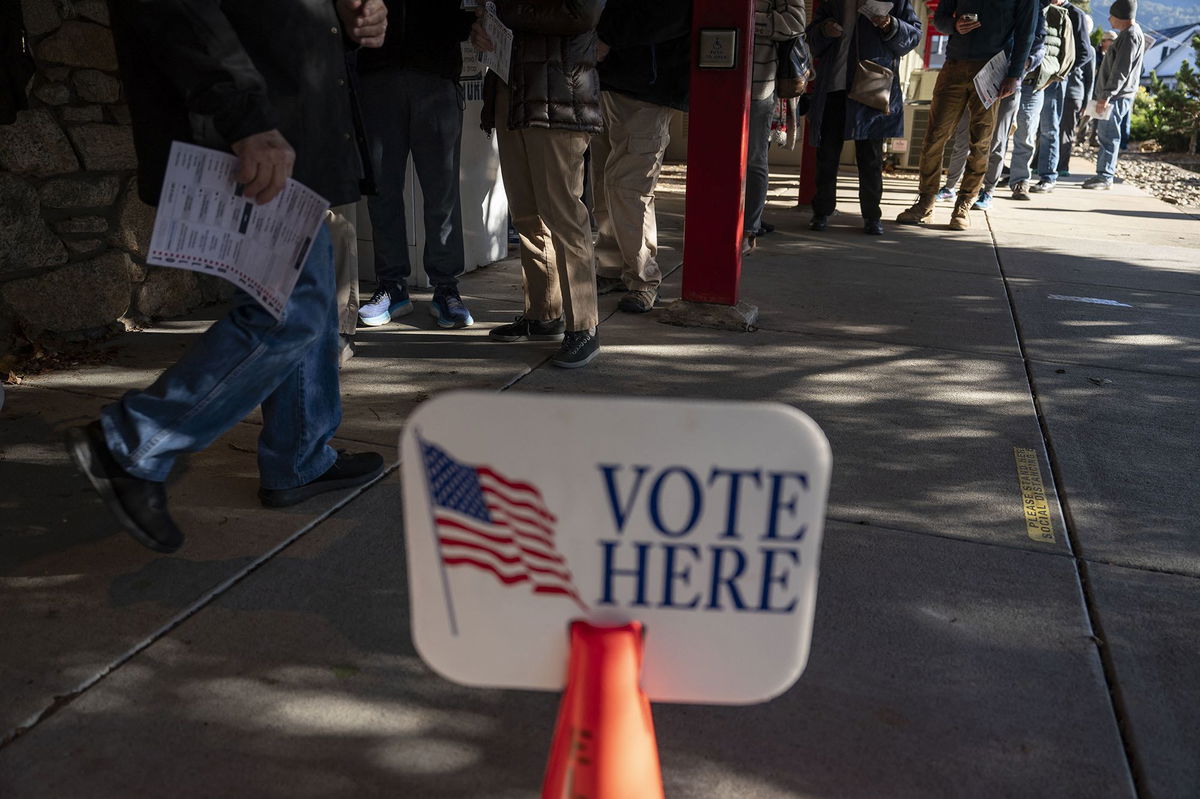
420, 441, 588, 612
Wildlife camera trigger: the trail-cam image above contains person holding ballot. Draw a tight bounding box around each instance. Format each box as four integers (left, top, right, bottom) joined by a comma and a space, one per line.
806, 0, 920, 236
897, 0, 1039, 230
65, 0, 390, 554
1083, 1, 1145, 190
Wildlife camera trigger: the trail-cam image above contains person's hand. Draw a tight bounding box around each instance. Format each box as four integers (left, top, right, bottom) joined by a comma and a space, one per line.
232, 130, 295, 204
998, 77, 1019, 99
336, 0, 388, 48
470, 8, 495, 52
822, 19, 843, 38
596, 40, 611, 62
872, 14, 893, 31
1095, 97, 1109, 114
955, 16, 982, 35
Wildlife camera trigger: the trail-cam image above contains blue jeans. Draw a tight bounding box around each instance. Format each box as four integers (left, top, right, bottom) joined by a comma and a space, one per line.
360, 67, 465, 290
1036, 80, 1064, 182
1009, 82, 1044, 186
744, 95, 775, 235
1096, 95, 1133, 181
101, 225, 341, 489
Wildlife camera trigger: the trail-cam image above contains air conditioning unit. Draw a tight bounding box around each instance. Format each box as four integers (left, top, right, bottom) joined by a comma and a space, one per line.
895, 102, 956, 171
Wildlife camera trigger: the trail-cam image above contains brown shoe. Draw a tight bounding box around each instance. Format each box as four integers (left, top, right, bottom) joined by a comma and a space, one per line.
949, 199, 972, 231
896, 196, 935, 225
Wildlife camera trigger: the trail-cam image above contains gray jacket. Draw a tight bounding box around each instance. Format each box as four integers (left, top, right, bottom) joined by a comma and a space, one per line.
1094, 22, 1145, 102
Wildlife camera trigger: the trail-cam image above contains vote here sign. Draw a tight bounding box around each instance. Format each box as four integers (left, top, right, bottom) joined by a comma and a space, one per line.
401, 392, 831, 704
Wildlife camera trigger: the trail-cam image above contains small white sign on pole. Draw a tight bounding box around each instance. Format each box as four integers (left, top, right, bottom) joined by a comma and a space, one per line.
401, 392, 832, 705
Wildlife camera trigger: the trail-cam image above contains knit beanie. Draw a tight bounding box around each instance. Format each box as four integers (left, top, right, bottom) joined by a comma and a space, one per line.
1109, 0, 1135, 20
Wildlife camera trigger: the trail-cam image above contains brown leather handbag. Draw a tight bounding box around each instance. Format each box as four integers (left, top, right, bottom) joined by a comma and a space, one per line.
848, 60, 894, 113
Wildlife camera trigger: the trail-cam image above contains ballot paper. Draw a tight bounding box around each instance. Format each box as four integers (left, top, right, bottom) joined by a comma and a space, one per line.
859, 0, 893, 19
146, 142, 328, 319
476, 2, 512, 83
973, 49, 1010, 110
1084, 99, 1114, 120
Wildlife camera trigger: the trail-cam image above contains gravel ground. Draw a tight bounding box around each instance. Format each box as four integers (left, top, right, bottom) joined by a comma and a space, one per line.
1073, 144, 1200, 210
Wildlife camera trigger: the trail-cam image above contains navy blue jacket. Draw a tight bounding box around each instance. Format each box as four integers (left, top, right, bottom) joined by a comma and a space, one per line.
596, 0, 691, 111
807, 0, 921, 144
935, 0, 1039, 79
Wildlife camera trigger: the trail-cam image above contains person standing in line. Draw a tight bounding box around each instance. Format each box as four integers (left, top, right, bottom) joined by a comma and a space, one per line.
472, 0, 604, 368
1056, 6, 1094, 178
1007, 0, 1071, 201
590, 0, 691, 315
1084, 1, 1145, 190
932, 6, 1048, 210
1028, 0, 1090, 193
807, 0, 920, 236
66, 0, 389, 553
356, 0, 476, 330
896, 0, 1039, 229
744, 0, 807, 255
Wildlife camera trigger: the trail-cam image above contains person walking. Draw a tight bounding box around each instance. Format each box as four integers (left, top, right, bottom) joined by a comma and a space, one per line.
472, 0, 604, 368
896, 0, 1039, 229
807, 0, 920, 235
590, 0, 691, 314
356, 0, 476, 330
65, 0, 389, 553
745, 0, 807, 255
1084, 1, 1145, 190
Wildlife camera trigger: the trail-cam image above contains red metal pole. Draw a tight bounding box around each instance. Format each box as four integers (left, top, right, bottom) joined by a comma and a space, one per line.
681, 0, 755, 306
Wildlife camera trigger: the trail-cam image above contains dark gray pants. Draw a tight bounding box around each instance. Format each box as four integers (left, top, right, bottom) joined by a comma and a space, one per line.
360, 67, 465, 290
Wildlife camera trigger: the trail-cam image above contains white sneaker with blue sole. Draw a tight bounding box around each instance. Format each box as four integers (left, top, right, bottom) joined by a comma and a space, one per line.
358, 286, 413, 327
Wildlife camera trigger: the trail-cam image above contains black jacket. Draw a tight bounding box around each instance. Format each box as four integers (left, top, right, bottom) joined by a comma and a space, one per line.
483, 0, 604, 134
596, 0, 691, 111
108, 0, 364, 207
357, 0, 473, 80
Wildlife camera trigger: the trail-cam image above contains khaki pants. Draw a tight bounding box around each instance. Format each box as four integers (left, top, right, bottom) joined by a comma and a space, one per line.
917, 59, 1000, 201
328, 205, 359, 336
495, 84, 598, 332
590, 91, 671, 292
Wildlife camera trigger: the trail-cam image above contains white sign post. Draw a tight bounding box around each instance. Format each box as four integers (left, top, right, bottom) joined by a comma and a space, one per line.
401, 391, 832, 705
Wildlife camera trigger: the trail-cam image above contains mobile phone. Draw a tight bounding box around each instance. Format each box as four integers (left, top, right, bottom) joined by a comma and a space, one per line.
960, 12, 979, 22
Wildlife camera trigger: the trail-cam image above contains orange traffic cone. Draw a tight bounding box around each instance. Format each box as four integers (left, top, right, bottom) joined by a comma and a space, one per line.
541, 620, 665, 799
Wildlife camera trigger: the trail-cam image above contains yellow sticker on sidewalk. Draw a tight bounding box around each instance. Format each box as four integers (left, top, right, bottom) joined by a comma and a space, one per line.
1014, 448, 1055, 543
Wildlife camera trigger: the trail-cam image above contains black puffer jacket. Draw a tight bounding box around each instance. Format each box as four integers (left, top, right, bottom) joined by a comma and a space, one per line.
482, 0, 604, 134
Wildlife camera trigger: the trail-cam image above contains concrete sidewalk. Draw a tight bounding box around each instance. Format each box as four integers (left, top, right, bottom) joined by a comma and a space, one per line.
1, 160, 1198, 798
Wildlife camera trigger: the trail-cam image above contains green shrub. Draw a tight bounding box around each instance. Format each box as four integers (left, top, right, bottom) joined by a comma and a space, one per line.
1130, 86, 1159, 141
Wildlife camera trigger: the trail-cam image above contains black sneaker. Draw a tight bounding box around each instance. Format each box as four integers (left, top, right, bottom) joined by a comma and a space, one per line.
488, 315, 566, 342
259, 450, 385, 508
551, 329, 599, 369
65, 422, 183, 553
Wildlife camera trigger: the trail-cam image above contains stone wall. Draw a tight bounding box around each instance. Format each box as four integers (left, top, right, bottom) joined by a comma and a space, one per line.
1, 0, 224, 358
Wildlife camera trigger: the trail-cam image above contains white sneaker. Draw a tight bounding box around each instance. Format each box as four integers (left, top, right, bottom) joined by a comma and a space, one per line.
358, 286, 413, 327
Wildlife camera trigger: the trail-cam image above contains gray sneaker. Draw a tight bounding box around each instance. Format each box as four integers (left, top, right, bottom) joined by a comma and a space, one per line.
1011, 181, 1031, 201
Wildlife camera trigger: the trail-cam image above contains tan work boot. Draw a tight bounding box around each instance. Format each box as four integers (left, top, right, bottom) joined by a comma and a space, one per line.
948, 198, 972, 230
896, 196, 935, 225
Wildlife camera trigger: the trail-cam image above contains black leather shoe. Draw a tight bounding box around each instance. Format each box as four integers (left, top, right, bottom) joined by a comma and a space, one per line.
864, 219, 884, 235
259, 450, 385, 508
65, 422, 183, 553
809, 215, 829, 231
